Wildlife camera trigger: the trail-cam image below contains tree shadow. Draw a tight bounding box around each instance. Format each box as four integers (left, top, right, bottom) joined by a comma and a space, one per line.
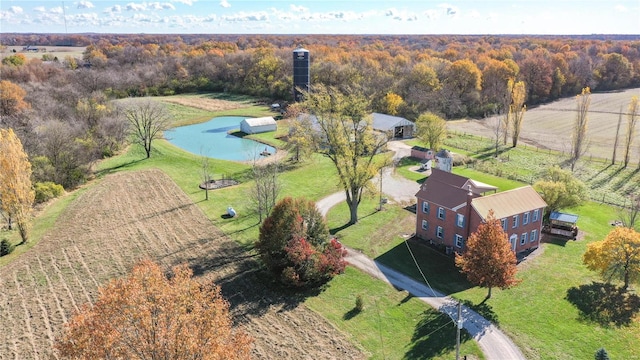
342, 307, 362, 320
330, 222, 353, 235
565, 282, 640, 327
404, 310, 473, 360
95, 158, 144, 177
612, 168, 640, 192
460, 299, 500, 325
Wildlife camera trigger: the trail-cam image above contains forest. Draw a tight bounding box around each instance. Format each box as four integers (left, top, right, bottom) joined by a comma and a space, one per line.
1, 33, 639, 190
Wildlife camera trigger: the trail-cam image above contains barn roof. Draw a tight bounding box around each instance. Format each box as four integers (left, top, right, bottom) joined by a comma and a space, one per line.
371, 113, 414, 131
242, 116, 276, 127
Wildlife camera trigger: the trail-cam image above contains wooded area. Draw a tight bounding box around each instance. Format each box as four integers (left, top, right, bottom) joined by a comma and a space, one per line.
1, 33, 639, 190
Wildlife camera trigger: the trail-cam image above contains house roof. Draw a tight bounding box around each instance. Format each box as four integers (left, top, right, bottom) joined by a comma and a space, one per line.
416, 169, 480, 210
242, 116, 276, 127
471, 186, 547, 220
371, 113, 414, 131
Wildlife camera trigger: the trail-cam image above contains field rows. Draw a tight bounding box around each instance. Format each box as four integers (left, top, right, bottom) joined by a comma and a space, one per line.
0, 169, 362, 359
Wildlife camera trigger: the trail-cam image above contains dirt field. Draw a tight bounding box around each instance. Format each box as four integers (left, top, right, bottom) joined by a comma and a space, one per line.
1, 46, 85, 60
447, 88, 640, 164
0, 169, 363, 359
162, 95, 250, 112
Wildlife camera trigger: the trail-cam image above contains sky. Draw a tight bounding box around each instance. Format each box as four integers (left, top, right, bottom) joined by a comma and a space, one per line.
1, 0, 639, 35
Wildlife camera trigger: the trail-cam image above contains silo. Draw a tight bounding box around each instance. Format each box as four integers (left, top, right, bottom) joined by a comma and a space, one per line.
293, 47, 310, 102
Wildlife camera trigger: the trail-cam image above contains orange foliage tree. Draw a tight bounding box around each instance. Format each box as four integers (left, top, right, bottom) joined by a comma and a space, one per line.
0, 80, 31, 117
583, 227, 640, 291
455, 210, 521, 300
0, 128, 35, 243
55, 260, 252, 359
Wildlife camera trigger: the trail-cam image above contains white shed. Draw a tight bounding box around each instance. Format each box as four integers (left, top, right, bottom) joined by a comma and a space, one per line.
240, 116, 277, 134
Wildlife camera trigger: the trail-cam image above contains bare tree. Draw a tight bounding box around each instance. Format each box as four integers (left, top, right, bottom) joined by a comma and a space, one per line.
490, 115, 504, 158
570, 87, 591, 171
621, 193, 640, 230
251, 161, 281, 223
122, 98, 173, 159
509, 80, 526, 148
623, 96, 638, 168
201, 152, 212, 201
612, 106, 623, 165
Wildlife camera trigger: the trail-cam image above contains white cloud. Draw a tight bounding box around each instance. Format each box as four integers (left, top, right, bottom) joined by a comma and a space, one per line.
385, 8, 417, 21
468, 10, 480, 19
7, 6, 24, 14
34, 6, 46, 13
76, 1, 95, 9
290, 4, 308, 13
126, 2, 146, 11
438, 3, 459, 17
220, 0, 231, 8
424, 9, 439, 19
105, 5, 122, 13
614, 5, 627, 12
222, 11, 268, 22
172, 0, 197, 5
51, 6, 64, 14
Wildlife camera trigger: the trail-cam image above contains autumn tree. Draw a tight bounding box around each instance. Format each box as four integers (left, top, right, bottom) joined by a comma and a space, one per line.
55, 260, 252, 359
509, 80, 526, 147
0, 128, 35, 243
415, 112, 447, 151
250, 161, 281, 223
533, 166, 587, 216
381, 92, 404, 115
285, 106, 318, 163
302, 85, 388, 225
612, 106, 623, 165
442, 59, 482, 118
121, 98, 173, 159
595, 53, 633, 91
583, 227, 640, 291
569, 87, 591, 171
455, 210, 521, 300
255, 197, 345, 287
623, 96, 638, 168
0, 80, 31, 117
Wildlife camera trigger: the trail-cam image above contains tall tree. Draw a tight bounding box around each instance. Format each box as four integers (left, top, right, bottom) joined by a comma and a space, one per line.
612, 106, 623, 165
595, 53, 633, 91
509, 80, 526, 147
0, 80, 30, 117
381, 92, 404, 115
415, 112, 447, 151
0, 128, 35, 243
570, 87, 591, 171
122, 98, 173, 159
250, 162, 281, 223
455, 210, 521, 300
302, 85, 388, 225
285, 105, 318, 163
583, 227, 640, 291
55, 260, 252, 359
623, 96, 638, 168
533, 166, 587, 216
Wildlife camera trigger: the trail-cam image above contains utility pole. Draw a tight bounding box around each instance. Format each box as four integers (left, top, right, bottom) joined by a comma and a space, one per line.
378, 165, 384, 211
456, 302, 463, 360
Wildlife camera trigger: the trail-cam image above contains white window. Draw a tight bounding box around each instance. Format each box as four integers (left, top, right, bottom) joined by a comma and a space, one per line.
532, 209, 540, 222
436, 226, 443, 238
437, 207, 445, 220
520, 232, 527, 245
522, 212, 530, 225
531, 229, 538, 242
422, 220, 429, 230
422, 201, 430, 214
501, 218, 507, 231
512, 215, 519, 228
456, 214, 464, 228
455, 234, 464, 248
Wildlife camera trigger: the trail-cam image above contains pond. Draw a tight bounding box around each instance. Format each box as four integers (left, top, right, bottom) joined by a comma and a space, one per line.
167, 116, 276, 162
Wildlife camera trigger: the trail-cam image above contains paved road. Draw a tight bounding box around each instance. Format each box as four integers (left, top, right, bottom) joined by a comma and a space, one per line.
317, 141, 527, 360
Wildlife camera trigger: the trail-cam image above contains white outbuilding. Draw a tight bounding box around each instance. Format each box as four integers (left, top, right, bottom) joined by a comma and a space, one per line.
240, 116, 277, 134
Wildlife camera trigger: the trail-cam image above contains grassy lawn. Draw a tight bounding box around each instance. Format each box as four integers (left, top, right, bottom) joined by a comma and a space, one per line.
9, 94, 639, 359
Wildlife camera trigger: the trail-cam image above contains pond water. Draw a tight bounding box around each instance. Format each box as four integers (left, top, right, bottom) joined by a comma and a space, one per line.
167, 116, 276, 162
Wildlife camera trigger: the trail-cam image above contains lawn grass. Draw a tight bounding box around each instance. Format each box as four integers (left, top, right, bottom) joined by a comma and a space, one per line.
305, 267, 484, 360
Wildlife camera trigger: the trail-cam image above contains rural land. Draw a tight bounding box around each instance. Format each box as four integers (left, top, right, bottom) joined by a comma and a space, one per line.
1, 33, 640, 360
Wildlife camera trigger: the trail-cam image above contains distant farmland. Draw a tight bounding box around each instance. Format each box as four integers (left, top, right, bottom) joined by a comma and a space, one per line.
448, 88, 640, 165
0, 46, 85, 60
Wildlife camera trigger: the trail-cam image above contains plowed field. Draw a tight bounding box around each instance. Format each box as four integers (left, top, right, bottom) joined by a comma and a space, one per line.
0, 169, 363, 360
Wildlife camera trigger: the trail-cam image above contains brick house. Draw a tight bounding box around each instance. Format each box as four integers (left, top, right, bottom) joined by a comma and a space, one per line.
415, 169, 547, 254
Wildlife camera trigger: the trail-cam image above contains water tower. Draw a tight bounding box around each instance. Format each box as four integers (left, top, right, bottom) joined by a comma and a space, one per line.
293, 47, 310, 102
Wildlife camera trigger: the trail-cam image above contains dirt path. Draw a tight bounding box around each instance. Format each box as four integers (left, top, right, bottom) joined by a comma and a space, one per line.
0, 169, 363, 360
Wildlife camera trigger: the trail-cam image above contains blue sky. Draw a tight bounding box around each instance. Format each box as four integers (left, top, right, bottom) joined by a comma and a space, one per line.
1, 0, 639, 35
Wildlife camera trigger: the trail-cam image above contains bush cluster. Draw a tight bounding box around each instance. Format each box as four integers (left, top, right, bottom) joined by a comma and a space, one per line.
34, 181, 64, 204
0, 239, 14, 257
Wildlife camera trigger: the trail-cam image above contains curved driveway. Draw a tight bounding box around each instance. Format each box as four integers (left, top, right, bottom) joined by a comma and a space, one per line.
317, 140, 526, 360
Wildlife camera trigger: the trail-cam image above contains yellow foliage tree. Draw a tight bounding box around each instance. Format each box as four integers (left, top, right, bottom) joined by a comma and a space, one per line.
0, 128, 35, 243
382, 92, 404, 115
55, 260, 252, 359
508, 79, 527, 147
583, 227, 640, 290
0, 80, 31, 117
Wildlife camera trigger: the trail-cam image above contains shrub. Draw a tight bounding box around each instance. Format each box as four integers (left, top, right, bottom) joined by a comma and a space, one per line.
355, 294, 364, 312
0, 239, 14, 257
34, 181, 64, 204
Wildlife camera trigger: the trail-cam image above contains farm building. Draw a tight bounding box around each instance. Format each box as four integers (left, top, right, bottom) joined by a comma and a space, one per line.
415, 169, 547, 255
240, 117, 277, 134
371, 113, 415, 139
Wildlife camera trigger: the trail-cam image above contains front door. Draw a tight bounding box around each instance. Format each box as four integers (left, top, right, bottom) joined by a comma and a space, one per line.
509, 234, 517, 252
